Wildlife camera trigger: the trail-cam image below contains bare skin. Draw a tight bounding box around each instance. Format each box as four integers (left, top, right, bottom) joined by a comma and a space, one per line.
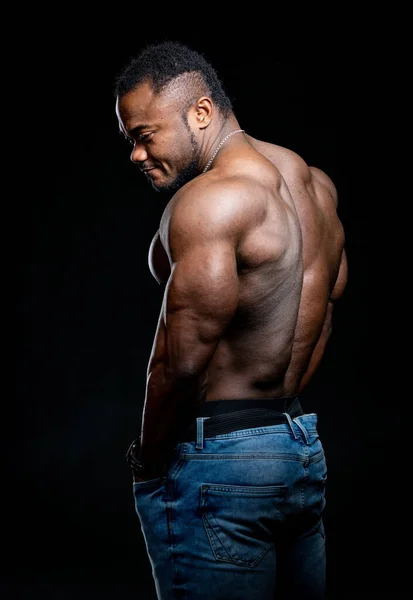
149, 141, 347, 396
116, 81, 347, 476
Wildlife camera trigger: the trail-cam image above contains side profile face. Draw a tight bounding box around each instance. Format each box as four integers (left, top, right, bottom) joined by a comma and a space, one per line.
115, 81, 204, 192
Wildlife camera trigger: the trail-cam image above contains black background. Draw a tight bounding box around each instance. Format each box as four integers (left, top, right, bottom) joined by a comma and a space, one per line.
8, 22, 396, 600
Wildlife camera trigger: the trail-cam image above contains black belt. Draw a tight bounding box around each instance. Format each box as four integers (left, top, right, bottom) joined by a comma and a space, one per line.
182, 395, 303, 442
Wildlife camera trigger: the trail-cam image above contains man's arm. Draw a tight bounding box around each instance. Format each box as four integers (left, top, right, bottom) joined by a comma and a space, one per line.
138, 187, 241, 472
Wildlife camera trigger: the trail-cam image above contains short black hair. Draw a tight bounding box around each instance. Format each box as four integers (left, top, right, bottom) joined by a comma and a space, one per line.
113, 40, 233, 117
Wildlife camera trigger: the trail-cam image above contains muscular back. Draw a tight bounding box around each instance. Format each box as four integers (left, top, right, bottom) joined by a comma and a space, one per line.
246, 136, 347, 394
149, 137, 347, 399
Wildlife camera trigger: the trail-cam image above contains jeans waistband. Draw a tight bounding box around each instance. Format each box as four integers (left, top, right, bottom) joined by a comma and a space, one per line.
182, 396, 303, 443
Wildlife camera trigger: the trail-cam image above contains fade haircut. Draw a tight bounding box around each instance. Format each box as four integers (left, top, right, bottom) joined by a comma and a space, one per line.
113, 41, 233, 118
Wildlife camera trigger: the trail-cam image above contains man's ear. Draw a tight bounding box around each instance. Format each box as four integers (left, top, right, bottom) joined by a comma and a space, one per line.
190, 96, 213, 129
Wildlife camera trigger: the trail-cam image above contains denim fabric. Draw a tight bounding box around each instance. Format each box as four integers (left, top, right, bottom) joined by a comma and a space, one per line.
132, 413, 327, 599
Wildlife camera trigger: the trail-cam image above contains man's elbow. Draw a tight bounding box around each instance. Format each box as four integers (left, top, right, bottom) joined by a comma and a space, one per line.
164, 343, 216, 382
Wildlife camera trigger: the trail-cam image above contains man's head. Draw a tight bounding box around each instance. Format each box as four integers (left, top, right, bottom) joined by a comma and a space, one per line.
114, 41, 233, 192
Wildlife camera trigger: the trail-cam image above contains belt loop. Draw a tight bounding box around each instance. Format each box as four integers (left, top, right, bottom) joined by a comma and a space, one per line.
284, 412, 299, 440
293, 417, 310, 445
196, 417, 209, 450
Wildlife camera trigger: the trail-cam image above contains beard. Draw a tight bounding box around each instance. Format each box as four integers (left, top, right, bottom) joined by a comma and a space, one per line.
151, 124, 202, 193
158, 158, 200, 193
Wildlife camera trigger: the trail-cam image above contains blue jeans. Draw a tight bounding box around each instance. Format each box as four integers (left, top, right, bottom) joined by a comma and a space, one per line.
132, 412, 327, 599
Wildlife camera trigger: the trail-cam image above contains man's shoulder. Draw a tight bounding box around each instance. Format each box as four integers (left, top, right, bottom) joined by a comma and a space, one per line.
162, 173, 265, 243
308, 166, 337, 200
246, 135, 307, 167
174, 170, 255, 208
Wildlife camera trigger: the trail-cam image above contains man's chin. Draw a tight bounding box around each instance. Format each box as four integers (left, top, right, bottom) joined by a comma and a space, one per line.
147, 160, 201, 193
145, 171, 172, 193
150, 179, 177, 193
152, 176, 194, 194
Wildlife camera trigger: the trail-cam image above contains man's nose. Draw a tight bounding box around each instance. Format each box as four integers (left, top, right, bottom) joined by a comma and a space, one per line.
130, 144, 148, 164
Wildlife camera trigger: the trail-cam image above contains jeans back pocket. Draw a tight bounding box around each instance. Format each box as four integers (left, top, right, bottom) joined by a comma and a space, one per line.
200, 483, 286, 567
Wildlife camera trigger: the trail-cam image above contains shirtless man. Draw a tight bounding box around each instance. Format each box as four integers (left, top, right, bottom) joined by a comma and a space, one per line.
115, 41, 347, 600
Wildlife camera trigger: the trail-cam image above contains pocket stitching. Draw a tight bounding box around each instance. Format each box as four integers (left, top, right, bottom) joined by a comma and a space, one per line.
133, 476, 164, 490
202, 511, 271, 567
200, 483, 285, 567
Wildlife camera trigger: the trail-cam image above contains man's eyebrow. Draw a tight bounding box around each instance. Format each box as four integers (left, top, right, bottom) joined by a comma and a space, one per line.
126, 124, 154, 137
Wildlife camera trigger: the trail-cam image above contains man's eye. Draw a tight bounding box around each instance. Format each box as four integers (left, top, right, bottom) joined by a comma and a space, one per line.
138, 133, 152, 142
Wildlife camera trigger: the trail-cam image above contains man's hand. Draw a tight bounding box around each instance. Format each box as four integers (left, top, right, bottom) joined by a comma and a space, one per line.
131, 460, 166, 483
126, 437, 167, 483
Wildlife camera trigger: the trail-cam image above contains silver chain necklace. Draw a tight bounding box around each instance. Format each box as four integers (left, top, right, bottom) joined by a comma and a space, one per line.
202, 129, 245, 174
